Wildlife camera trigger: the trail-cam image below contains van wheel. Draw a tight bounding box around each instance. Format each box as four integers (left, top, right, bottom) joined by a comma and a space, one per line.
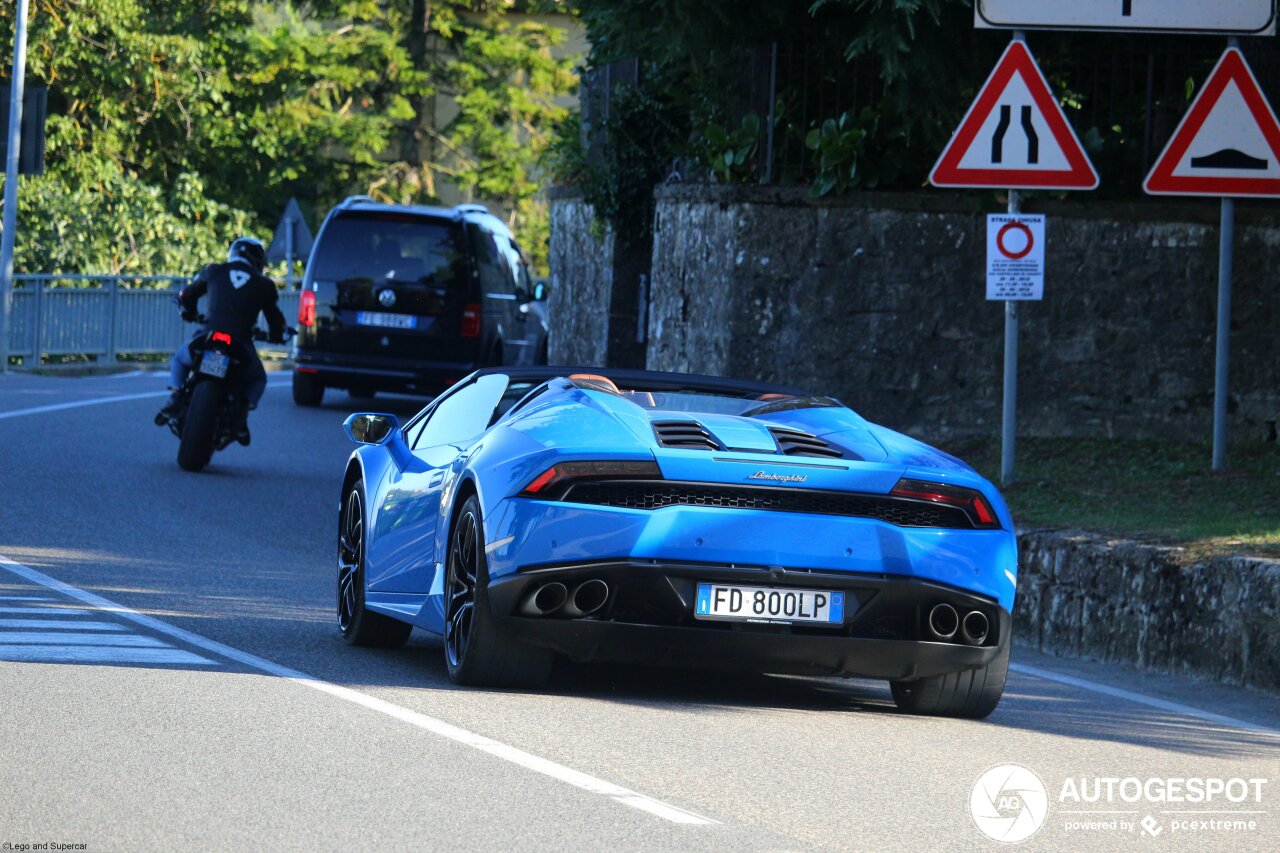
293, 372, 325, 407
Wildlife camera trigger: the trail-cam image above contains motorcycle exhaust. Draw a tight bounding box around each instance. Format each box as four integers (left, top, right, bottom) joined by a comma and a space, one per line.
961, 610, 990, 646
927, 602, 959, 640
561, 579, 609, 618
519, 582, 568, 617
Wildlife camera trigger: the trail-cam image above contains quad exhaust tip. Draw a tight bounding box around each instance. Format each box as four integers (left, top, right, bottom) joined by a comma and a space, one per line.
928, 603, 959, 640
519, 582, 568, 617
562, 579, 609, 618
961, 610, 989, 646
518, 579, 609, 618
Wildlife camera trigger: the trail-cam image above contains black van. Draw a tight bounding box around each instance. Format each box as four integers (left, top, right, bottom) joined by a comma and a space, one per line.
291, 197, 548, 405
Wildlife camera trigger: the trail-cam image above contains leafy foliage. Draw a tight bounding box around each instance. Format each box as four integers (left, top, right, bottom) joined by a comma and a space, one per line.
0, 1, 577, 275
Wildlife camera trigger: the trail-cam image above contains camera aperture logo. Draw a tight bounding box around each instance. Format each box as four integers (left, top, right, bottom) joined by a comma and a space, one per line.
970, 764, 1050, 843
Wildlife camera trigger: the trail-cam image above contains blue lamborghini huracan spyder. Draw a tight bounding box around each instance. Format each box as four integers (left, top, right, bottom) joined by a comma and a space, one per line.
337, 367, 1017, 718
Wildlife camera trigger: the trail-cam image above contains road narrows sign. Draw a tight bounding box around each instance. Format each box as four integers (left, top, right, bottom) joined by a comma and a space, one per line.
930, 41, 1099, 190
1144, 48, 1280, 198
987, 214, 1045, 301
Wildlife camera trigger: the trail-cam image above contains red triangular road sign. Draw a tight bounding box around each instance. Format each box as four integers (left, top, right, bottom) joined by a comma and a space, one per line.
930, 41, 1099, 190
1144, 48, 1280, 198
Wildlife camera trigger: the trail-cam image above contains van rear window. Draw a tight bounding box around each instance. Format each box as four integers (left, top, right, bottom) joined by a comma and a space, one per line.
312, 213, 465, 285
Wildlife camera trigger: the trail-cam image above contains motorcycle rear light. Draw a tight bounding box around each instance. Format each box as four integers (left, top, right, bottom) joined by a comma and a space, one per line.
299, 290, 316, 327
212, 332, 232, 345
520, 460, 661, 497
461, 303, 481, 337
890, 478, 1000, 529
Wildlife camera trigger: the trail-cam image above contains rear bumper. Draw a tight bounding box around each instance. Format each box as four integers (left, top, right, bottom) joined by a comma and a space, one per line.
294, 349, 476, 394
488, 560, 1011, 680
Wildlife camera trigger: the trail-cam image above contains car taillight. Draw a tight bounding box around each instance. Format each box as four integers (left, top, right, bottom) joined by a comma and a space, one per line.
520, 460, 661, 498
890, 478, 1000, 529
461, 303, 481, 337
212, 331, 232, 345
299, 290, 316, 327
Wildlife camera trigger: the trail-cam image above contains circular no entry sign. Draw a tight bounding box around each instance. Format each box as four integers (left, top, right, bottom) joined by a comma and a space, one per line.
996, 220, 1034, 260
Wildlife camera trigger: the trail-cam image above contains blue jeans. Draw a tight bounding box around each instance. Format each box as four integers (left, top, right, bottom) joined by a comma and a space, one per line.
168, 341, 267, 406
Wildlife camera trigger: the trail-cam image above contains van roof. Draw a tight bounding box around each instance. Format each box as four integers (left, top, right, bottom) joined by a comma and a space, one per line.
334, 196, 511, 236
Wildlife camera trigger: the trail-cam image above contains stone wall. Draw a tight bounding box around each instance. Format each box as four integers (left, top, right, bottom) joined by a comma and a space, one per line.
646, 185, 1280, 444
546, 188, 648, 368
1016, 530, 1280, 694
547, 191, 614, 365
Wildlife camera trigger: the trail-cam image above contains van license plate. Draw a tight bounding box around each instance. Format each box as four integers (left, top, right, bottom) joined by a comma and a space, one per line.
357, 311, 416, 329
694, 583, 845, 626
199, 351, 229, 378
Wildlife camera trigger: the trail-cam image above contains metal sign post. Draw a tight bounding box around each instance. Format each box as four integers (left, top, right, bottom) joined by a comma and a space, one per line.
1002, 190, 1021, 484
0, 0, 30, 374
267, 197, 314, 290
1214, 194, 1234, 470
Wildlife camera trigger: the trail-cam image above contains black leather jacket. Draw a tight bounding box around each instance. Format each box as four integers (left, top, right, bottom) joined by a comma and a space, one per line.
179, 261, 287, 343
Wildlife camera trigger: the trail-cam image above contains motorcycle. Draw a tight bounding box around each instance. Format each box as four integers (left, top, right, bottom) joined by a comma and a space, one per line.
156, 306, 295, 472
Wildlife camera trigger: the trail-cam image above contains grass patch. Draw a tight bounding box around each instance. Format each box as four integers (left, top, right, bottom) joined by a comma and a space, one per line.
949, 436, 1280, 560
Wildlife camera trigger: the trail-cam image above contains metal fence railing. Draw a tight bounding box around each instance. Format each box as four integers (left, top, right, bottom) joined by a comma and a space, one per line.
4, 275, 301, 365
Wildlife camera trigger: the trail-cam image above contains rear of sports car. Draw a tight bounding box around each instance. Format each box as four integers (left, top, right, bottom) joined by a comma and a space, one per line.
480, 383, 1017, 718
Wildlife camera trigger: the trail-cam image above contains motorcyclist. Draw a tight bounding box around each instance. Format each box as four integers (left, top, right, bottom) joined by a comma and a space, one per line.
156, 237, 287, 443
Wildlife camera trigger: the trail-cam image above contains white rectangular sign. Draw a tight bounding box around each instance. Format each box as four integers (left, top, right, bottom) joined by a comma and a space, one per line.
975, 1, 1276, 35
987, 214, 1045, 301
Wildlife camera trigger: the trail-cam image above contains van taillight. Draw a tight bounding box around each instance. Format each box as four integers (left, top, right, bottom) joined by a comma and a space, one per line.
462, 303, 481, 337
299, 290, 316, 327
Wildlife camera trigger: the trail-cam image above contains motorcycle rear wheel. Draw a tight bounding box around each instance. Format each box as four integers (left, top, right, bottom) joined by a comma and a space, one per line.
178, 381, 221, 472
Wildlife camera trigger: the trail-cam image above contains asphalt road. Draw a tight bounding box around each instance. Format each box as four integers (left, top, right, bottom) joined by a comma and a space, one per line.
0, 369, 1276, 852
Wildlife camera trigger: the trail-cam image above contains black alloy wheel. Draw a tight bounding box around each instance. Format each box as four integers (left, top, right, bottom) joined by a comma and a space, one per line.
443, 495, 552, 687
337, 481, 412, 648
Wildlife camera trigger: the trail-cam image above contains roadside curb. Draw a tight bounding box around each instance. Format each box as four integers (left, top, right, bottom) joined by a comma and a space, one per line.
1014, 528, 1280, 695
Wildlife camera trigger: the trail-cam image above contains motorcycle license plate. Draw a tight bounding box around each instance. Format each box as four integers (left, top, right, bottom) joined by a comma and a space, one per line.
199, 351, 229, 378
694, 583, 846, 627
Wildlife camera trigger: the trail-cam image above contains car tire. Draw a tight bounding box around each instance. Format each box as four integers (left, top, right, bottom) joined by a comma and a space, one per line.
444, 494, 553, 688
293, 372, 325, 407
889, 643, 1009, 719
338, 481, 412, 648
177, 381, 219, 472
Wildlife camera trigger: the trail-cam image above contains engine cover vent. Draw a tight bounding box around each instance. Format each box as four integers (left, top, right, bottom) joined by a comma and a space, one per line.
653, 420, 721, 451
768, 426, 845, 459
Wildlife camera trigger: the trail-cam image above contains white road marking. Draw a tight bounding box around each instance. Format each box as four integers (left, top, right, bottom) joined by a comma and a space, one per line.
0, 595, 54, 601
0, 632, 170, 647
0, 619, 126, 630
0, 645, 216, 665
0, 555, 718, 827
0, 606, 91, 615
1010, 662, 1279, 735
0, 375, 292, 421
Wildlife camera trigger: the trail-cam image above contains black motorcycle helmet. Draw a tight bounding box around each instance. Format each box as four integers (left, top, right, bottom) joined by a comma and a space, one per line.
227, 236, 268, 274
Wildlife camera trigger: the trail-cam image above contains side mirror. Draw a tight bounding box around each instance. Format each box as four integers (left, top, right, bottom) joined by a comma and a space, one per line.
344, 412, 401, 446
533, 281, 548, 302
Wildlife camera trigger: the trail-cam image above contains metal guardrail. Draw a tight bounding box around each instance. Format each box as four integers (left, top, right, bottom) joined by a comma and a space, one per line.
4, 275, 300, 365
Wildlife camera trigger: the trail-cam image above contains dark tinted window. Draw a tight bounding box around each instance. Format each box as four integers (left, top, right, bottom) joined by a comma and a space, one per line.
313, 212, 465, 286
414, 374, 510, 449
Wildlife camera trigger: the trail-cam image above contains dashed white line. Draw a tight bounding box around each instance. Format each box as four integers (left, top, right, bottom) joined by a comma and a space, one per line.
0, 606, 91, 615
0, 645, 217, 665
0, 555, 719, 826
1010, 662, 1279, 735
0, 619, 126, 630
0, 632, 170, 647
